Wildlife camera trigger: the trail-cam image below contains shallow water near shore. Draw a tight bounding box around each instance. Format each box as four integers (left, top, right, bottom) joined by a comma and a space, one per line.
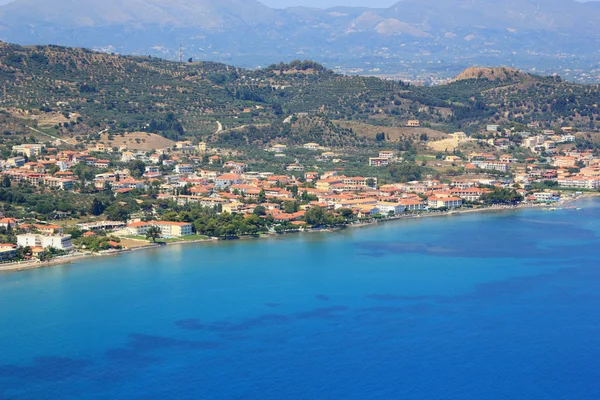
1, 197, 600, 399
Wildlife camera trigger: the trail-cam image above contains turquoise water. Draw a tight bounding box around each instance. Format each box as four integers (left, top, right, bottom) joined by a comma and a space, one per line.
1, 198, 600, 399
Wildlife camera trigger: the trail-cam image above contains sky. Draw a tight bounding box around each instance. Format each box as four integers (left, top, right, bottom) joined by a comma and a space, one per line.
261, 0, 396, 7
0, 0, 595, 7
263, 0, 596, 7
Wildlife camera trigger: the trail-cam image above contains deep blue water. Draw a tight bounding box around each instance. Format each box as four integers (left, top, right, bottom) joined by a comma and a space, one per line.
1, 198, 600, 399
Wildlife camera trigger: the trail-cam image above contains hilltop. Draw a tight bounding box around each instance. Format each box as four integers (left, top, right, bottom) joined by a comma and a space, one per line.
452, 67, 528, 82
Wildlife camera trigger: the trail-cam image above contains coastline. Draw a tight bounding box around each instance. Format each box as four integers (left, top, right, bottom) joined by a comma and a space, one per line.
1, 193, 596, 274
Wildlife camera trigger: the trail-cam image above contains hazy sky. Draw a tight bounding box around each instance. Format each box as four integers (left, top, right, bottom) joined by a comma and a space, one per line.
261, 0, 396, 7
263, 0, 595, 7
0, 0, 595, 7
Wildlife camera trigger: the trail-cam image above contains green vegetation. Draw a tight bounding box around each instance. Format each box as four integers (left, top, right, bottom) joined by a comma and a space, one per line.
1, 43, 599, 150
480, 188, 524, 205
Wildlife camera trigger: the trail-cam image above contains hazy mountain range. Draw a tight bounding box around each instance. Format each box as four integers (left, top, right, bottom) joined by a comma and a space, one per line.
1, 0, 600, 81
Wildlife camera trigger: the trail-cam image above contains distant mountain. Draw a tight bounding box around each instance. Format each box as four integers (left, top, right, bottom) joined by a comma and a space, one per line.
1, 0, 599, 81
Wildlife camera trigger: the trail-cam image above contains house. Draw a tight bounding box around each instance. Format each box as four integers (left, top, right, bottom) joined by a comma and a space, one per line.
303, 143, 320, 151
126, 221, 193, 237
224, 161, 247, 172
144, 166, 161, 178
406, 120, 420, 127
94, 160, 110, 169
499, 154, 518, 164
428, 196, 463, 209
12, 144, 44, 157
343, 177, 376, 187
444, 155, 462, 163
369, 157, 389, 167
33, 224, 64, 235
121, 151, 135, 162
208, 155, 221, 165
376, 202, 406, 215
0, 218, 17, 229
200, 170, 219, 181
450, 188, 491, 202
175, 164, 194, 174
152, 221, 193, 237
286, 164, 305, 172
7, 157, 26, 168
398, 198, 427, 211
471, 161, 509, 173
215, 174, 243, 188
486, 125, 499, 132
268, 144, 287, 153
557, 176, 600, 189
0, 244, 17, 261
379, 151, 395, 159
533, 192, 556, 202
149, 154, 162, 164
552, 156, 577, 168
304, 172, 319, 182
450, 132, 468, 142
175, 141, 196, 153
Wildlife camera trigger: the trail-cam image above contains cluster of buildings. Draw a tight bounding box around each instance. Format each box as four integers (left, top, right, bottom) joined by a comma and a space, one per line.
0, 218, 74, 261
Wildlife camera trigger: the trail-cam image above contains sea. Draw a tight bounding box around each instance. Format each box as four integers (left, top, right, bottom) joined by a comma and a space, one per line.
1, 198, 600, 399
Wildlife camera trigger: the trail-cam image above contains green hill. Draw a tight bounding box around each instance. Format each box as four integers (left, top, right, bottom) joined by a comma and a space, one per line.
1, 42, 599, 148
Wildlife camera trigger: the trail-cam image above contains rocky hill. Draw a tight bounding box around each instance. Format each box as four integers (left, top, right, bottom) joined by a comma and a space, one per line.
452, 68, 528, 82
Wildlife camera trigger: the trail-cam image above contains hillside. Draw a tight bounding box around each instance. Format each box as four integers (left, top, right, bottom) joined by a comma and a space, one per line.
1, 42, 599, 149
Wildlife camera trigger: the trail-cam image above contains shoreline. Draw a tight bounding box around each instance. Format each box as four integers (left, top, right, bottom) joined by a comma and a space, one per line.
1, 193, 596, 274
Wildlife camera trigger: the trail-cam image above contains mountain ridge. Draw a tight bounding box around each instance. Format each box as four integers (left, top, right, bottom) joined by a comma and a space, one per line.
1, 0, 600, 82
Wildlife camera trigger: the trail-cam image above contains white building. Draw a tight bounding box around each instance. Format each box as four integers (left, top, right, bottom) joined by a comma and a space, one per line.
376, 202, 406, 215
428, 196, 463, 209
175, 164, 194, 174
533, 192, 555, 202
369, 157, 390, 167
17, 234, 73, 251
12, 144, 44, 157
126, 221, 193, 238
303, 143, 320, 151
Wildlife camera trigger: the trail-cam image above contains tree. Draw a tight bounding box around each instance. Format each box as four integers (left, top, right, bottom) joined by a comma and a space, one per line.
480, 188, 523, 205
146, 226, 161, 242
89, 198, 105, 216
104, 204, 130, 222
1, 175, 10, 188
305, 206, 326, 226
338, 208, 354, 219
257, 189, 266, 203
128, 160, 146, 178
253, 205, 267, 216
283, 201, 299, 214
388, 164, 425, 183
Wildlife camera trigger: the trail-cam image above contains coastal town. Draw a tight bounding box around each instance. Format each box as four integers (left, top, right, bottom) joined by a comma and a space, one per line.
0, 120, 597, 269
